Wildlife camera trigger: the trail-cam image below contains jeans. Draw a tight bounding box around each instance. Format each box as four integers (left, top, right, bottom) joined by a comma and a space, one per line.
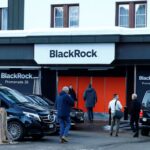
87, 107, 93, 122
58, 116, 71, 137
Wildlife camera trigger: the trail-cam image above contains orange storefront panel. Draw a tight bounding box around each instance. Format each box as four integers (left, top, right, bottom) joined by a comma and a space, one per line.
92, 77, 105, 112
58, 76, 77, 93
105, 77, 126, 112
78, 77, 91, 112
58, 76, 126, 113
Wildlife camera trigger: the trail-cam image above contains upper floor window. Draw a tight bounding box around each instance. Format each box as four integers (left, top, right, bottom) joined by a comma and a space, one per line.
116, 2, 147, 28
51, 4, 79, 28
0, 8, 8, 30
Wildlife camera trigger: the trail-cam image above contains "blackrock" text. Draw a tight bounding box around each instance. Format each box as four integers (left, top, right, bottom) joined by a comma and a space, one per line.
49, 49, 98, 58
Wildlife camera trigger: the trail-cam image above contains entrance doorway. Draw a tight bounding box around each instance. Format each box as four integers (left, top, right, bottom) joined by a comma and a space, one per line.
58, 76, 126, 113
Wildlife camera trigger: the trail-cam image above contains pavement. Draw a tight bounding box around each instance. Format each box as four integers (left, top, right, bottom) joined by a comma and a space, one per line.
0, 119, 149, 150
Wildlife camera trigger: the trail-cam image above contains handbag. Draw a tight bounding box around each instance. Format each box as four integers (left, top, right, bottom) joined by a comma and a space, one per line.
114, 100, 123, 119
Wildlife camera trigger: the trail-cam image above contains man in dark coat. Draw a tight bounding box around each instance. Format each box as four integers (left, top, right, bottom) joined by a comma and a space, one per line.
83, 84, 97, 122
69, 85, 77, 101
130, 93, 141, 137
56, 86, 74, 143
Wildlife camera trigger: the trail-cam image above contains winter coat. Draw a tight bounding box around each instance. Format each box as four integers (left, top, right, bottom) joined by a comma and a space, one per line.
56, 91, 74, 117
83, 87, 97, 108
69, 88, 77, 101
130, 99, 141, 118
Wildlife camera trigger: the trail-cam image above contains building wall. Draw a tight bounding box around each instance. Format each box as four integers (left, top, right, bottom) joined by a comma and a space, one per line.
24, 0, 116, 29
147, 0, 150, 27
24, 0, 148, 29
0, 0, 8, 8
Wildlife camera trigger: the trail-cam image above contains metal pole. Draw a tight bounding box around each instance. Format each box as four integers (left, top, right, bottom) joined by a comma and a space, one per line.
56, 70, 58, 97
76, 76, 78, 108
134, 65, 137, 94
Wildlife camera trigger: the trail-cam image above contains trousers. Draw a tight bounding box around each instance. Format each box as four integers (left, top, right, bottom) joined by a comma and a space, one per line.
87, 107, 93, 122
110, 113, 120, 135
58, 116, 71, 137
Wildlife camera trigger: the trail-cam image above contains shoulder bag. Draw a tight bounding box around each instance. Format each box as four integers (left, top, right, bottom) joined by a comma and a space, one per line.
114, 100, 123, 119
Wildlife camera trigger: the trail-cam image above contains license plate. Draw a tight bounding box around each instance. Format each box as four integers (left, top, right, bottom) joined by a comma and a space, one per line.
49, 124, 54, 128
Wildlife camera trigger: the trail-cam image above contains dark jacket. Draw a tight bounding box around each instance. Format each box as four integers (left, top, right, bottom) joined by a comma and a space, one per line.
56, 91, 74, 117
69, 88, 77, 101
83, 87, 97, 108
130, 99, 141, 118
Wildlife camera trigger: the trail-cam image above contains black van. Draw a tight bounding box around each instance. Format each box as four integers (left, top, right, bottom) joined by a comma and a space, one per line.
140, 90, 150, 136
0, 86, 56, 141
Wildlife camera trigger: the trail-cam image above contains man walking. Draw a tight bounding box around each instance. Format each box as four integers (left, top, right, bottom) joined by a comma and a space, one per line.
56, 86, 74, 143
130, 93, 141, 137
83, 83, 97, 122
108, 94, 122, 136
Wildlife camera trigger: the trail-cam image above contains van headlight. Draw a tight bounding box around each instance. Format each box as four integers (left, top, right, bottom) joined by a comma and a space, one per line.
23, 112, 41, 122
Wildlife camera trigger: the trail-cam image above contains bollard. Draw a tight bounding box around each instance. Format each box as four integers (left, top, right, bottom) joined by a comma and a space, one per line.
0, 108, 7, 144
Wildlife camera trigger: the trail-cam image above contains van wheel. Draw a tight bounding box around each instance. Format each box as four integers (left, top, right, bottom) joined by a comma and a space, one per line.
7, 121, 24, 141
141, 129, 149, 136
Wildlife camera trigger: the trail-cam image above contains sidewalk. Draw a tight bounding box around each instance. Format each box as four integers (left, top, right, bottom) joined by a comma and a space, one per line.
76, 113, 131, 132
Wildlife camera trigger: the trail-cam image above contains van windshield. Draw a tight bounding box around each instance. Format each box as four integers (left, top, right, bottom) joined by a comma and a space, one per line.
0, 88, 29, 104
142, 91, 150, 108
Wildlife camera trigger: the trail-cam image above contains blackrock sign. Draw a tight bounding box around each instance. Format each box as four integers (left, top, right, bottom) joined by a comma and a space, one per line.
136, 68, 150, 102
34, 44, 115, 64
0, 70, 38, 94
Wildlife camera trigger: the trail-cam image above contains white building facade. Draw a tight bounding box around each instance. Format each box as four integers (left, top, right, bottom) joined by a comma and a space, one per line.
0, 0, 150, 114
23, 0, 149, 29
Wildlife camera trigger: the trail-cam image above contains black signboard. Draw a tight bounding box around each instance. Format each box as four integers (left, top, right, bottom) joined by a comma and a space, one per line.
136, 67, 150, 102
0, 70, 39, 94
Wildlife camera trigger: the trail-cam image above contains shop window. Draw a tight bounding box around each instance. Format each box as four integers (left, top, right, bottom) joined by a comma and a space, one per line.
51, 4, 79, 28
116, 2, 147, 28
0, 8, 8, 30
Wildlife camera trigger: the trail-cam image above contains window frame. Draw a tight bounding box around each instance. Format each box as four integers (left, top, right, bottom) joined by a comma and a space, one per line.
116, 1, 147, 28
51, 4, 79, 28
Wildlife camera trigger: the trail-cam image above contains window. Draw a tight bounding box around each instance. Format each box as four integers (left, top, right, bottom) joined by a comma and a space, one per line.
118, 4, 129, 27
135, 4, 146, 28
51, 4, 79, 28
116, 2, 147, 28
54, 7, 64, 28
69, 6, 79, 27
0, 8, 8, 30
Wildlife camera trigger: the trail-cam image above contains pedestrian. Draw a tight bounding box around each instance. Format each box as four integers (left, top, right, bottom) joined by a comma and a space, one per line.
56, 86, 74, 143
69, 85, 77, 102
108, 94, 122, 136
83, 83, 97, 123
130, 93, 141, 137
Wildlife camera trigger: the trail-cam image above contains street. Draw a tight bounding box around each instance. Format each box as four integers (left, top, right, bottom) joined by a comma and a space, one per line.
0, 121, 150, 150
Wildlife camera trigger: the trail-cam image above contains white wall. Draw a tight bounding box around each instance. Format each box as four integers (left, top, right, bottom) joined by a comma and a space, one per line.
79, 0, 115, 28
24, 0, 51, 29
24, 0, 116, 29
24, 0, 148, 29
0, 0, 8, 8
147, 0, 150, 27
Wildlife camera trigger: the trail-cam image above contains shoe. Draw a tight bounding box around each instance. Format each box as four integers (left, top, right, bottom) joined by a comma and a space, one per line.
90, 120, 93, 123
62, 136, 69, 142
115, 134, 118, 137
133, 134, 139, 138
60, 138, 65, 143
110, 133, 112, 136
